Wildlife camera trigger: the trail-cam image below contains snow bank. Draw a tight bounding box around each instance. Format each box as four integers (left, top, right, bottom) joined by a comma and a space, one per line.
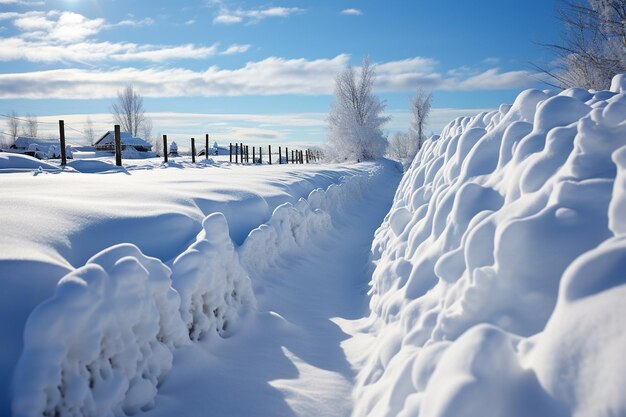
172, 212, 255, 341
12, 244, 188, 417
355, 74, 626, 417
0, 153, 61, 173
239, 170, 373, 273
12, 212, 260, 416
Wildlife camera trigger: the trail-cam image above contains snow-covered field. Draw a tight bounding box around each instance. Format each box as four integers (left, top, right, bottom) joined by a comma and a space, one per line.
3, 74, 626, 417
0, 154, 401, 416
355, 74, 626, 417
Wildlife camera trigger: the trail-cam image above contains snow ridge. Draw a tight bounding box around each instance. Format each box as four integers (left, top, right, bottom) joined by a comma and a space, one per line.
240, 170, 375, 273
11, 167, 379, 417
355, 75, 626, 417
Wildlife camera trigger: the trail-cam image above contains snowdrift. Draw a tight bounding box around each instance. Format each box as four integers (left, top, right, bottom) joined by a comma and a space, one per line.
11, 166, 380, 417
240, 171, 374, 273
355, 74, 626, 417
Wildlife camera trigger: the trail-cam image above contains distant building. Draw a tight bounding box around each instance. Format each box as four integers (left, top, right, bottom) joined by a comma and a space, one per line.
94, 131, 152, 152
13, 136, 59, 151
11, 136, 69, 159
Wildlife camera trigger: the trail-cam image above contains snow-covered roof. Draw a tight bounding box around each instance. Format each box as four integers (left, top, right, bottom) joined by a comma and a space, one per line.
14, 136, 59, 149
94, 131, 151, 147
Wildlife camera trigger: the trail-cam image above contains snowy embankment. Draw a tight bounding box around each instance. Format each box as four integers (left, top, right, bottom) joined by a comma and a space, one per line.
6, 160, 386, 417
355, 74, 626, 417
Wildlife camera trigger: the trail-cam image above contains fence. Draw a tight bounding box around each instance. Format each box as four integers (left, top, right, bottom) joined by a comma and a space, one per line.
5, 120, 325, 168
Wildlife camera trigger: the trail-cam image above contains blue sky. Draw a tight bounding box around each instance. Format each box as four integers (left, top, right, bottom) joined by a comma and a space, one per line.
0, 0, 561, 146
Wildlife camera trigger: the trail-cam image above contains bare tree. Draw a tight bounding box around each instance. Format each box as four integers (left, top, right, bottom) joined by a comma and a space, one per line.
111, 85, 145, 136
410, 88, 432, 152
154, 131, 163, 156
22, 114, 38, 138
537, 0, 626, 89
327, 56, 390, 161
7, 111, 19, 144
84, 116, 96, 144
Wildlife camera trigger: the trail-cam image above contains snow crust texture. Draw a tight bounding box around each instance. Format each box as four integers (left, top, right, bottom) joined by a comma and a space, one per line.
11, 168, 375, 417
356, 75, 626, 417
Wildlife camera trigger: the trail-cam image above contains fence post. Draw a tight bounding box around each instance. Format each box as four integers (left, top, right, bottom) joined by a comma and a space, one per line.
235, 143, 239, 164
279, 146, 282, 164
269, 145, 272, 164
205, 134, 209, 160
246, 145, 250, 163
114, 125, 122, 167
253, 146, 256, 164
285, 147, 289, 164
191, 138, 196, 163
59, 120, 67, 166
229, 142, 232, 163
163, 135, 168, 163
259, 146, 262, 164
291, 150, 294, 164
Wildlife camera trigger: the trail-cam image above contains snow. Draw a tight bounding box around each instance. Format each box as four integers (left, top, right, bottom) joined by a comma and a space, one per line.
13, 244, 188, 417
4, 72, 625, 417
0, 153, 61, 173
0, 155, 395, 416
354, 73, 626, 417
172, 212, 255, 342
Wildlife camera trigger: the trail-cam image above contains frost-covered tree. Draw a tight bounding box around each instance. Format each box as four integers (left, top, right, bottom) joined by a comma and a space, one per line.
84, 116, 95, 144
111, 85, 146, 137
387, 131, 414, 162
539, 0, 626, 89
22, 114, 38, 138
410, 87, 432, 152
327, 56, 390, 161
7, 111, 19, 144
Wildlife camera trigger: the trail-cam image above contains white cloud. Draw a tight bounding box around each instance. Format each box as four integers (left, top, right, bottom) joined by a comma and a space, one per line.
0, 10, 249, 63
0, 37, 245, 63
115, 17, 155, 27
213, 14, 243, 24
212, 5, 304, 25
0, 55, 542, 100
9, 11, 106, 42
340, 8, 363, 16
0, 0, 44, 5
221, 44, 251, 55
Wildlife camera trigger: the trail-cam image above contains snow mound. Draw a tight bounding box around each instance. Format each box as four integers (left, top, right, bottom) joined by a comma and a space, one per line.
0, 153, 60, 173
12, 244, 188, 417
239, 170, 373, 273
66, 159, 125, 173
172, 212, 256, 341
355, 74, 626, 417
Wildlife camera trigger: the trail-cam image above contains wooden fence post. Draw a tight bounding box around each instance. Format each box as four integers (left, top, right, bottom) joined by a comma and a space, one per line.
114, 125, 122, 167
229, 142, 232, 163
259, 146, 262, 164
253, 146, 256, 164
285, 147, 289, 164
235, 143, 239, 164
279, 146, 282, 164
59, 120, 67, 166
163, 135, 168, 163
269, 145, 272, 164
291, 150, 294, 164
205, 134, 209, 159
191, 138, 196, 163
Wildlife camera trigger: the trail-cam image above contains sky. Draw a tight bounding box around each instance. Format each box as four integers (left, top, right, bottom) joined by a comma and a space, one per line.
0, 0, 562, 147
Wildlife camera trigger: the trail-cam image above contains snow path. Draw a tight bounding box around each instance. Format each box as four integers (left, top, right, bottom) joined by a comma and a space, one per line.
144, 162, 402, 417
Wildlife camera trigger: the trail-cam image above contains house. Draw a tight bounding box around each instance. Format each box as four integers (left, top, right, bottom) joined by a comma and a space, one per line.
94, 131, 152, 152
11, 136, 67, 159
